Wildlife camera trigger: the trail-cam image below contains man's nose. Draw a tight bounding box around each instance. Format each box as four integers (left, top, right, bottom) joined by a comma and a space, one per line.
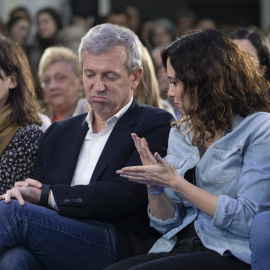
93, 77, 105, 92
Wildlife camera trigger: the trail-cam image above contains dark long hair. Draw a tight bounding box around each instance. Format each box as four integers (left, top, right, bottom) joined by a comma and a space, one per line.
162, 29, 270, 146
37, 7, 63, 35
0, 36, 41, 125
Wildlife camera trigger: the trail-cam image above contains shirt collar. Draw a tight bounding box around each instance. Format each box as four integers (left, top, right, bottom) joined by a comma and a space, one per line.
223, 114, 245, 136
86, 96, 133, 130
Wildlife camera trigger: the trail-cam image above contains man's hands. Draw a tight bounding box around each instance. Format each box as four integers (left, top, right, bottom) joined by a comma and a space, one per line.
0, 178, 43, 206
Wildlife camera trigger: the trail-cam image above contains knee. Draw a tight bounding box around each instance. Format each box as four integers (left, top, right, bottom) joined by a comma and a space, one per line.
251, 212, 270, 231
250, 212, 270, 242
0, 200, 22, 216
0, 246, 43, 270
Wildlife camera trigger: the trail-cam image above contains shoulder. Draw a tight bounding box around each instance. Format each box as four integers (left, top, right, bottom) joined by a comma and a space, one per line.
246, 112, 270, 122
140, 104, 174, 122
236, 112, 270, 132
16, 124, 42, 137
39, 113, 51, 132
8, 124, 42, 150
50, 113, 88, 129
123, 102, 174, 126
42, 113, 88, 138
134, 105, 174, 130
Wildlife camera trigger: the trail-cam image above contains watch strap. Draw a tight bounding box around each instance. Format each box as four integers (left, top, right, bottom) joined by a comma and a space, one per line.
39, 185, 51, 207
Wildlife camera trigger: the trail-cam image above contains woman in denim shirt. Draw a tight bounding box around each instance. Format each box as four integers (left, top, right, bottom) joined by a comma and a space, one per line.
106, 29, 270, 270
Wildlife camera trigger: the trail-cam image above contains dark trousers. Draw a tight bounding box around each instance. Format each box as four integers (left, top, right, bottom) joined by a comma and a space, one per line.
104, 251, 251, 270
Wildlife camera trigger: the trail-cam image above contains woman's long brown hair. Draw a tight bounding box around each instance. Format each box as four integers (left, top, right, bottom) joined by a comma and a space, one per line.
0, 36, 41, 126
162, 29, 270, 146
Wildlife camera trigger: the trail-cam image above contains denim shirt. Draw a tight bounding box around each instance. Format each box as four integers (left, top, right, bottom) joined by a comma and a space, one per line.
148, 112, 270, 264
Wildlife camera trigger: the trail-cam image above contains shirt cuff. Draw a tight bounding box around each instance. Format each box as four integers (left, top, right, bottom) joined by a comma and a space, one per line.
148, 204, 181, 234
212, 194, 237, 227
50, 190, 59, 211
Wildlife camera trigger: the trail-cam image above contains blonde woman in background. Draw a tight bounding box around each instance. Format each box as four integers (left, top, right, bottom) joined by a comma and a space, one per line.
134, 45, 176, 118
38, 46, 89, 122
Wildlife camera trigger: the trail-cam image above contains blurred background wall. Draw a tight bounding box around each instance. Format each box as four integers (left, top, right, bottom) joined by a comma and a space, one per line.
1, 0, 269, 48
0, 0, 264, 29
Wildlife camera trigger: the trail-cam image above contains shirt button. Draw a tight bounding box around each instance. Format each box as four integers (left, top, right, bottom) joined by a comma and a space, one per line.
175, 228, 179, 231
64, 199, 69, 203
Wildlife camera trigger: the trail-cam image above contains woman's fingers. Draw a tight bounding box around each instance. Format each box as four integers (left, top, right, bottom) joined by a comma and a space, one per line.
14, 181, 29, 187
14, 178, 42, 189
24, 178, 42, 188
131, 134, 157, 165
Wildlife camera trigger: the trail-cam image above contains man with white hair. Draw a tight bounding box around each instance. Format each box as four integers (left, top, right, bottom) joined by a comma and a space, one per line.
0, 24, 173, 269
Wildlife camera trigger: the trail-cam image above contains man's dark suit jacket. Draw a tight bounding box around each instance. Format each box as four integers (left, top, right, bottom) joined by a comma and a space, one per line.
33, 99, 174, 259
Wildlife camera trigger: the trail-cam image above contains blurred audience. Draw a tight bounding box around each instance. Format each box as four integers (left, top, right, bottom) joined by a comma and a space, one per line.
148, 18, 176, 49
38, 46, 88, 122
105, 10, 128, 27
0, 36, 42, 194
230, 28, 270, 82
0, 19, 7, 37
125, 5, 140, 34
139, 18, 153, 45
57, 24, 86, 53
28, 7, 63, 70
7, 16, 31, 51
175, 8, 196, 35
196, 18, 217, 30
8, 6, 32, 23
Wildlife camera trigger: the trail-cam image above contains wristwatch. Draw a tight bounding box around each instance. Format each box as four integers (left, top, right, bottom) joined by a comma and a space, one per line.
39, 184, 52, 208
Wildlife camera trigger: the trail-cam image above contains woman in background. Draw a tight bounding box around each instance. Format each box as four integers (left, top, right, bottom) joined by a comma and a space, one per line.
230, 28, 270, 82
7, 16, 31, 52
148, 18, 176, 49
134, 45, 176, 118
28, 7, 63, 71
0, 37, 42, 194
38, 46, 88, 122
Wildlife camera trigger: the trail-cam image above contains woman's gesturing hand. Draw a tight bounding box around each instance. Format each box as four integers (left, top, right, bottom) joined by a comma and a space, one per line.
131, 133, 157, 166
117, 150, 179, 190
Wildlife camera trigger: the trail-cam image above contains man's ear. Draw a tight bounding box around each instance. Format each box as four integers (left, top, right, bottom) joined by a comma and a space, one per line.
131, 67, 143, 90
9, 73, 18, 89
